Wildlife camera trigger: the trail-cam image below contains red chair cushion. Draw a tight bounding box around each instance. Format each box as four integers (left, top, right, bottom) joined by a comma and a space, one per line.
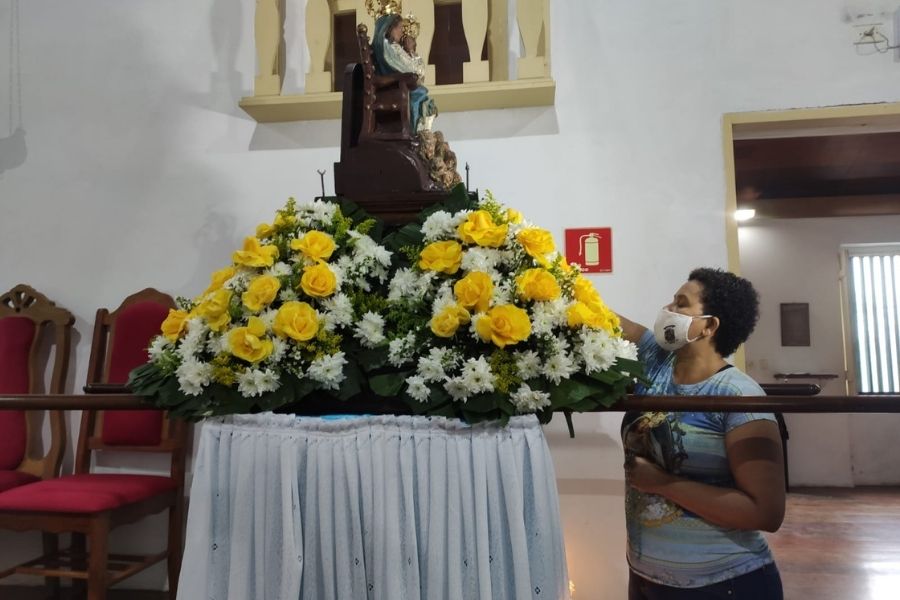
0, 473, 178, 513
0, 470, 40, 493
102, 301, 170, 446
0, 316, 36, 469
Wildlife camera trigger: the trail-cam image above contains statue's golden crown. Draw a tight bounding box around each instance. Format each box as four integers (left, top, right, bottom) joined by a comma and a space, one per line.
402, 13, 420, 39
365, 0, 402, 19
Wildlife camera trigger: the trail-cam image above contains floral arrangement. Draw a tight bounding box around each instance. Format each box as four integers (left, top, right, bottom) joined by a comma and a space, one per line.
130, 188, 644, 423
129, 198, 393, 419
370, 191, 645, 423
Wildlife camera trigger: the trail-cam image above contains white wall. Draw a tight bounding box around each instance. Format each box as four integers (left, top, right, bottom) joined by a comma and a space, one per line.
2, 0, 900, 596
740, 216, 900, 488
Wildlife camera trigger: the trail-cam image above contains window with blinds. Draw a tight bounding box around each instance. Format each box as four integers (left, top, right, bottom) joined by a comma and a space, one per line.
846, 245, 900, 394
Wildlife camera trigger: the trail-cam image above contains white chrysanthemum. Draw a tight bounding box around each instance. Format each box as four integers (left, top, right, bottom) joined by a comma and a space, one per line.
258, 308, 278, 330
176, 359, 213, 397
207, 332, 230, 355
236, 367, 280, 397
514, 350, 542, 380
177, 318, 208, 360
460, 356, 495, 395
224, 271, 251, 292
421, 210, 454, 241
148, 336, 172, 361
265, 262, 292, 278
530, 299, 568, 336
405, 375, 431, 402
303, 199, 337, 224
510, 384, 551, 412
417, 353, 446, 383
321, 293, 354, 331
278, 288, 299, 303
307, 352, 347, 390
579, 328, 617, 374
460, 247, 502, 274
388, 268, 418, 301
542, 351, 578, 384
492, 280, 515, 305
388, 333, 416, 367
450, 210, 471, 228
355, 311, 386, 348
267, 336, 288, 365
444, 378, 469, 402
431, 283, 456, 315
614, 337, 639, 361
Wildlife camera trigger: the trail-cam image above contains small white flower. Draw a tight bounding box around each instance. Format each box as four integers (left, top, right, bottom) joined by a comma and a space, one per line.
388, 333, 416, 367
355, 311, 386, 348
417, 353, 446, 383
514, 350, 542, 380
176, 359, 213, 397
579, 329, 617, 374
265, 262, 293, 278
148, 336, 172, 361
267, 336, 288, 365
278, 288, 299, 303
258, 308, 278, 330
236, 368, 280, 397
542, 351, 578, 384
422, 210, 454, 241
510, 384, 551, 413
614, 337, 639, 361
406, 375, 431, 402
460, 356, 495, 395
444, 378, 469, 402
321, 293, 354, 330
307, 352, 347, 390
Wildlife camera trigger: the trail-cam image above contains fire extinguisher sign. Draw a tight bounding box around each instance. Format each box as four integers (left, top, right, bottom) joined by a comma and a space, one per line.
564, 227, 612, 274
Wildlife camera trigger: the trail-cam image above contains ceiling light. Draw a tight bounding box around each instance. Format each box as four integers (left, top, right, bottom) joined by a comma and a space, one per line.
735, 209, 756, 222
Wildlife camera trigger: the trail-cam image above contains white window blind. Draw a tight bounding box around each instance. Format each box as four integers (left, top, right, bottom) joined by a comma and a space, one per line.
847, 246, 900, 394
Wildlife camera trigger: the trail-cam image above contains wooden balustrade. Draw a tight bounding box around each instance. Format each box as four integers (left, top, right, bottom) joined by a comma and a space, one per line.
240, 0, 555, 122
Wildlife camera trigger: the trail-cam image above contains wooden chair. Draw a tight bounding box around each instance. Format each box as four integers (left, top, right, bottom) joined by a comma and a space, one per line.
0, 288, 187, 600
0, 284, 73, 492
356, 23, 419, 141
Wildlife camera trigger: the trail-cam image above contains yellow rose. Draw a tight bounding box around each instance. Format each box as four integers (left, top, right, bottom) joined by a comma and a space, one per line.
573, 276, 602, 304
242, 275, 281, 312
419, 240, 463, 274
233, 236, 279, 268
228, 316, 273, 363
300, 262, 337, 298
566, 302, 606, 329
516, 268, 561, 302
290, 230, 336, 261
475, 304, 531, 348
273, 301, 319, 341
256, 222, 275, 239
516, 228, 555, 259
160, 308, 190, 342
430, 304, 471, 338
203, 266, 236, 296
457, 210, 508, 248
506, 208, 524, 224
196, 288, 233, 332
454, 271, 493, 313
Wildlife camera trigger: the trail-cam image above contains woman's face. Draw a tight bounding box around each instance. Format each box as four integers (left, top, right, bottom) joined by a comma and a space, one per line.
666, 280, 712, 337
389, 20, 403, 43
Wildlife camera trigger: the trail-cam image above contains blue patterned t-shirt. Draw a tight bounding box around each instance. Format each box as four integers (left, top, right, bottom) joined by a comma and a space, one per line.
621, 330, 776, 588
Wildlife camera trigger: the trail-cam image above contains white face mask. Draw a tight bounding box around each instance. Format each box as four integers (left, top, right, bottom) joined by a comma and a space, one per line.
653, 308, 712, 352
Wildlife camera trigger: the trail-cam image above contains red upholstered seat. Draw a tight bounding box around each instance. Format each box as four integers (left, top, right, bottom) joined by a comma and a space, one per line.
0, 473, 177, 513
0, 470, 40, 493
0, 316, 36, 471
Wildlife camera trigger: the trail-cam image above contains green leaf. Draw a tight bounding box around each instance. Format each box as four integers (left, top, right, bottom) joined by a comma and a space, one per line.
463, 392, 501, 414
369, 370, 411, 397
357, 347, 389, 371
336, 362, 363, 401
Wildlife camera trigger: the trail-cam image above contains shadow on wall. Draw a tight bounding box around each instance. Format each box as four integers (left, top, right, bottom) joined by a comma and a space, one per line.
0, 127, 26, 176
247, 105, 560, 150
2, 0, 26, 176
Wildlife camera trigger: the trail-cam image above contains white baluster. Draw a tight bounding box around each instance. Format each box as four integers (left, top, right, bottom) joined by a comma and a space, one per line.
254, 0, 283, 95
305, 0, 333, 93
516, 0, 549, 79
462, 0, 489, 82
406, 0, 436, 85
488, 0, 509, 81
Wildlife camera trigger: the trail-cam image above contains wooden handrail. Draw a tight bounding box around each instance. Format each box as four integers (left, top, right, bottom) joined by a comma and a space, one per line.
1, 394, 899, 413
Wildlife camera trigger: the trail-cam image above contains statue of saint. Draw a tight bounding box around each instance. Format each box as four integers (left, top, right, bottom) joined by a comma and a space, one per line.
371, 13, 437, 133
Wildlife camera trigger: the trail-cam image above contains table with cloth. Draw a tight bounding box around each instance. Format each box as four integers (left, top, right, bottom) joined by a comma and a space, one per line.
178, 413, 570, 600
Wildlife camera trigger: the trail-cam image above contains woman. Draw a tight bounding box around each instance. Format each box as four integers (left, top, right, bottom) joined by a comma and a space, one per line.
618, 268, 785, 599
371, 13, 437, 133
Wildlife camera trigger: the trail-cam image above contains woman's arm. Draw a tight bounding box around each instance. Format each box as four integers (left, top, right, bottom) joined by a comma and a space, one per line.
615, 313, 647, 344
625, 420, 786, 532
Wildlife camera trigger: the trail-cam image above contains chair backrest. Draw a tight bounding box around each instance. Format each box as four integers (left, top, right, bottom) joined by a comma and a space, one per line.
77, 288, 186, 478
0, 284, 73, 477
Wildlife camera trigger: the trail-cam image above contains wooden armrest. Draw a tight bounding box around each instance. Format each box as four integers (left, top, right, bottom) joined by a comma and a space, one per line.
372, 72, 418, 90
83, 383, 132, 394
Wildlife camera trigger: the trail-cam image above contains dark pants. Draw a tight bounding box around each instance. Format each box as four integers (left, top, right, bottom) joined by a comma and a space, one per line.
629, 564, 783, 600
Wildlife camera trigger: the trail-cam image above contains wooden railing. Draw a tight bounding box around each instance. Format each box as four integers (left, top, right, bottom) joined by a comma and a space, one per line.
241, 0, 555, 122
3, 394, 900, 413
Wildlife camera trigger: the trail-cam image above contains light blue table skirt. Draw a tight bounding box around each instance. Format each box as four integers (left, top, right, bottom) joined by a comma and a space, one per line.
178, 412, 570, 600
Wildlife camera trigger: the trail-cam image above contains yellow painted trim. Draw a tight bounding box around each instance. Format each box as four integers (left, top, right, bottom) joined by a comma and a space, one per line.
721, 101, 900, 371
239, 78, 556, 122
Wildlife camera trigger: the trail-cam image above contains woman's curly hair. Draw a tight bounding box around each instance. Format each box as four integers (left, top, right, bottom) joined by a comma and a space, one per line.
688, 268, 760, 357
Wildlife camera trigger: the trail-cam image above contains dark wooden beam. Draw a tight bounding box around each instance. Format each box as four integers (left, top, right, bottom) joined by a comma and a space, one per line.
741, 194, 900, 218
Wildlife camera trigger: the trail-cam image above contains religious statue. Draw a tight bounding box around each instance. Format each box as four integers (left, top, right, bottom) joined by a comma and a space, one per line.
368, 1, 437, 133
